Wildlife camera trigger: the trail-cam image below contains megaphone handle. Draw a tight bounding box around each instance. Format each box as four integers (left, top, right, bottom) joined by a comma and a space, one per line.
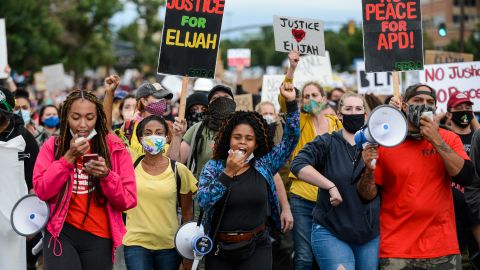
32, 237, 43, 256
371, 159, 377, 169
191, 257, 200, 270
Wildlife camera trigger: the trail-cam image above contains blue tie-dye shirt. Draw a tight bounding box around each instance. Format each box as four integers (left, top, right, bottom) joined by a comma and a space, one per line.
196, 105, 300, 232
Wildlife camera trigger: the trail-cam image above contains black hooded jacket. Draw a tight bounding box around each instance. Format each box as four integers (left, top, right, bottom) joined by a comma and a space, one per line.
291, 131, 380, 244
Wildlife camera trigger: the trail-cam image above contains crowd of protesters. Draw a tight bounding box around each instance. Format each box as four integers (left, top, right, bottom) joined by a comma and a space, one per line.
1, 48, 480, 270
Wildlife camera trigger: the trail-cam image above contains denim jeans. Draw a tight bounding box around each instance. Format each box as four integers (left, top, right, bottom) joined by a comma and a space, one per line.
290, 194, 318, 270
311, 223, 380, 270
124, 246, 180, 270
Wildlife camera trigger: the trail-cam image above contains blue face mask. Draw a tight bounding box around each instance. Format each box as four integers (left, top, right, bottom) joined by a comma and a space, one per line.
15, 110, 31, 124
43, 116, 60, 128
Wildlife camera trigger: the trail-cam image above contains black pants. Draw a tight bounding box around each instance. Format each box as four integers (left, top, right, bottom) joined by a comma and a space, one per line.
43, 223, 112, 270
205, 232, 272, 270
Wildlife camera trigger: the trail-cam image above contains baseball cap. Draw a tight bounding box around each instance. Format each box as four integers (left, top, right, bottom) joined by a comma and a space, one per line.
136, 82, 173, 100
403, 84, 437, 103
447, 91, 473, 109
0, 87, 15, 118
207, 85, 234, 103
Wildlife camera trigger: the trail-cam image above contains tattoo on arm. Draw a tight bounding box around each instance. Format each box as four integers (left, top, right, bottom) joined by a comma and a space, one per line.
357, 169, 377, 200
432, 141, 454, 154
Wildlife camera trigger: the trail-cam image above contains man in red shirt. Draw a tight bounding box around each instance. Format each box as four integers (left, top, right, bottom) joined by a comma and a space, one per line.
357, 84, 474, 270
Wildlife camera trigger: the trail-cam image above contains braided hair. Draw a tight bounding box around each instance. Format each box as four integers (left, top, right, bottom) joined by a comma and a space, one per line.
212, 111, 273, 160
55, 89, 111, 224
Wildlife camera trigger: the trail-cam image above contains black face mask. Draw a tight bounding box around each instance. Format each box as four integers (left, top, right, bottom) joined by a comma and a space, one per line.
342, 114, 365, 133
205, 97, 236, 131
405, 104, 436, 129
186, 111, 205, 128
451, 111, 474, 128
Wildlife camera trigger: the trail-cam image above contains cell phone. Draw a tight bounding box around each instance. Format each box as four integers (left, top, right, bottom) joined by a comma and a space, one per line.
82, 154, 99, 165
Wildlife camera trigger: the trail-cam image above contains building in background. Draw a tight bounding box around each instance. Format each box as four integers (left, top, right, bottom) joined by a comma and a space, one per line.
421, 0, 480, 48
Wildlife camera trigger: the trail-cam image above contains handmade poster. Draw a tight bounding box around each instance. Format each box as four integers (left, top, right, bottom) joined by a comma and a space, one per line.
228, 49, 251, 68
0, 19, 7, 79
425, 50, 474, 65
158, 0, 225, 78
273, 15, 325, 56
362, 0, 424, 72
234, 94, 253, 111
42, 64, 66, 92
356, 62, 398, 95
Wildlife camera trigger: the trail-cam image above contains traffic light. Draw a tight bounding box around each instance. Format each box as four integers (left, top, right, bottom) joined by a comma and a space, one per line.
438, 22, 447, 37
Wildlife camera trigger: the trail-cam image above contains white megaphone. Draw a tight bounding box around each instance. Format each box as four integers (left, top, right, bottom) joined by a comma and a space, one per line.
175, 222, 213, 270
11, 194, 49, 255
354, 105, 408, 167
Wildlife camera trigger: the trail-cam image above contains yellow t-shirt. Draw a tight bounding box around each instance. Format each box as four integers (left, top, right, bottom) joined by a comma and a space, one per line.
123, 160, 198, 250
289, 113, 342, 202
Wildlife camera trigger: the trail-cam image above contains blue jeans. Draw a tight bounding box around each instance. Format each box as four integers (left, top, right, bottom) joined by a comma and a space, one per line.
290, 194, 317, 270
124, 246, 180, 270
311, 223, 380, 270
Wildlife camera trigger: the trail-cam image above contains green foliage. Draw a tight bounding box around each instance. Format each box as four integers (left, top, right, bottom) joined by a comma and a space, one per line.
117, 0, 165, 74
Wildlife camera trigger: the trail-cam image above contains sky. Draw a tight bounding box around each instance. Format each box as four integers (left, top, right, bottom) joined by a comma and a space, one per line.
110, 0, 363, 38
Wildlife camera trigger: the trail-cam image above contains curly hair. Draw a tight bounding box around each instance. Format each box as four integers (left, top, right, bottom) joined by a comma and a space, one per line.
212, 111, 273, 161
135, 115, 169, 142
55, 89, 111, 224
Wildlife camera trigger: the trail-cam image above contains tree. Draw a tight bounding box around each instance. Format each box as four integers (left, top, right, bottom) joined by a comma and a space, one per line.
117, 0, 165, 74
0, 0, 64, 71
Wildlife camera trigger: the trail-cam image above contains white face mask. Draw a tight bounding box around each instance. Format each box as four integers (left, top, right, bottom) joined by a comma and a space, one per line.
228, 149, 255, 163
262, 115, 276, 125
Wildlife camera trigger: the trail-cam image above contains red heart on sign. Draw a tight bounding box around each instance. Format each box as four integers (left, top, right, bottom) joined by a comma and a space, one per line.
291, 29, 306, 42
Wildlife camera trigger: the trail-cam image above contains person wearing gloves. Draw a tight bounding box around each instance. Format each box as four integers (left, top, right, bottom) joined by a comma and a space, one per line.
33, 89, 137, 270
291, 93, 380, 270
196, 82, 299, 270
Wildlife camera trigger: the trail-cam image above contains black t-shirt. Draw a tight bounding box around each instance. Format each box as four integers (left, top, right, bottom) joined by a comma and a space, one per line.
216, 167, 268, 232
458, 130, 474, 156
0, 115, 39, 190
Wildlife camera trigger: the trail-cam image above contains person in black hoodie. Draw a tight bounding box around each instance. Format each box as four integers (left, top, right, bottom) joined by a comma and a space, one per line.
0, 86, 40, 270
290, 92, 380, 270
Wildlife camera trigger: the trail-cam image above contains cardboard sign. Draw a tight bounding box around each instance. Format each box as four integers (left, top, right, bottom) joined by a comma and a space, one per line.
42, 64, 66, 92
425, 50, 474, 65
227, 49, 251, 68
273, 15, 325, 56
419, 62, 480, 112
157, 0, 225, 78
234, 94, 253, 111
362, 0, 424, 72
356, 62, 398, 95
0, 19, 7, 79
261, 75, 284, 111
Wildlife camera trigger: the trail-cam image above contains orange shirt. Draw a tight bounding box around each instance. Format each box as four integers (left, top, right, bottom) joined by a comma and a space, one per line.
375, 129, 467, 259
65, 152, 111, 239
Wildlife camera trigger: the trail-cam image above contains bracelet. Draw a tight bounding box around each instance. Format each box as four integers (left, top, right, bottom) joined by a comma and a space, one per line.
284, 76, 293, 83
328, 185, 336, 191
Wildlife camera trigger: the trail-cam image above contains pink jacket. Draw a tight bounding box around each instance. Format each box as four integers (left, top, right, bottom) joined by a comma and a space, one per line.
33, 134, 137, 262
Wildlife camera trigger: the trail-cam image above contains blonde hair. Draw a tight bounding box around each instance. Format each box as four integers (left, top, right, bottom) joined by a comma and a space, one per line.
338, 92, 366, 113
255, 101, 276, 114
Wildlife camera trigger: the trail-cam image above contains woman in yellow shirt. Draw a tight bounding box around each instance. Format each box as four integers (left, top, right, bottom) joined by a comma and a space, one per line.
123, 115, 197, 270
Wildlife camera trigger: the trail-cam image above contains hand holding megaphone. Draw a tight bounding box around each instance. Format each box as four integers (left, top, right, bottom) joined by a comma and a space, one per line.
362, 144, 379, 170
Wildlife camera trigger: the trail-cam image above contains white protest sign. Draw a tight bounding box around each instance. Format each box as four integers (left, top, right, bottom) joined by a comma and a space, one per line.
261, 52, 333, 111
273, 15, 325, 56
228, 49, 251, 68
419, 61, 480, 112
356, 62, 398, 95
42, 64, 66, 92
0, 19, 8, 79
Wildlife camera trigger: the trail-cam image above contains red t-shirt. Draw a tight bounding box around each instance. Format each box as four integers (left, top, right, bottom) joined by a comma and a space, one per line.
65, 152, 111, 238
375, 129, 467, 258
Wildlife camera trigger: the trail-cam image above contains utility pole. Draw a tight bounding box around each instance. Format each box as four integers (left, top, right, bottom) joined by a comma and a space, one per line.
459, 0, 465, 52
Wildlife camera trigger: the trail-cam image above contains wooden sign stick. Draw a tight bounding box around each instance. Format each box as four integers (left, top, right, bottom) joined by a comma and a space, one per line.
392, 71, 400, 100
178, 76, 189, 120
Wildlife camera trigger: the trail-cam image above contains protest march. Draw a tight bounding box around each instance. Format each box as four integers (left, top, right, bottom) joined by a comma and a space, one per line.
1, 0, 480, 270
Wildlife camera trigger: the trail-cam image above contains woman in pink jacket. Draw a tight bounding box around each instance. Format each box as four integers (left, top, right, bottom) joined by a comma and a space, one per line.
33, 90, 137, 270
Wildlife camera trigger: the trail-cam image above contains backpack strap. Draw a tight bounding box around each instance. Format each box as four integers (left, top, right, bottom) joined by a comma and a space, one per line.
170, 159, 181, 209
133, 155, 145, 169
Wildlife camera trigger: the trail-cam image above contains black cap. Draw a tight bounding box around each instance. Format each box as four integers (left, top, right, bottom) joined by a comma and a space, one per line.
0, 87, 15, 118
207, 85, 234, 103
187, 92, 208, 111
136, 82, 173, 100
403, 84, 437, 103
